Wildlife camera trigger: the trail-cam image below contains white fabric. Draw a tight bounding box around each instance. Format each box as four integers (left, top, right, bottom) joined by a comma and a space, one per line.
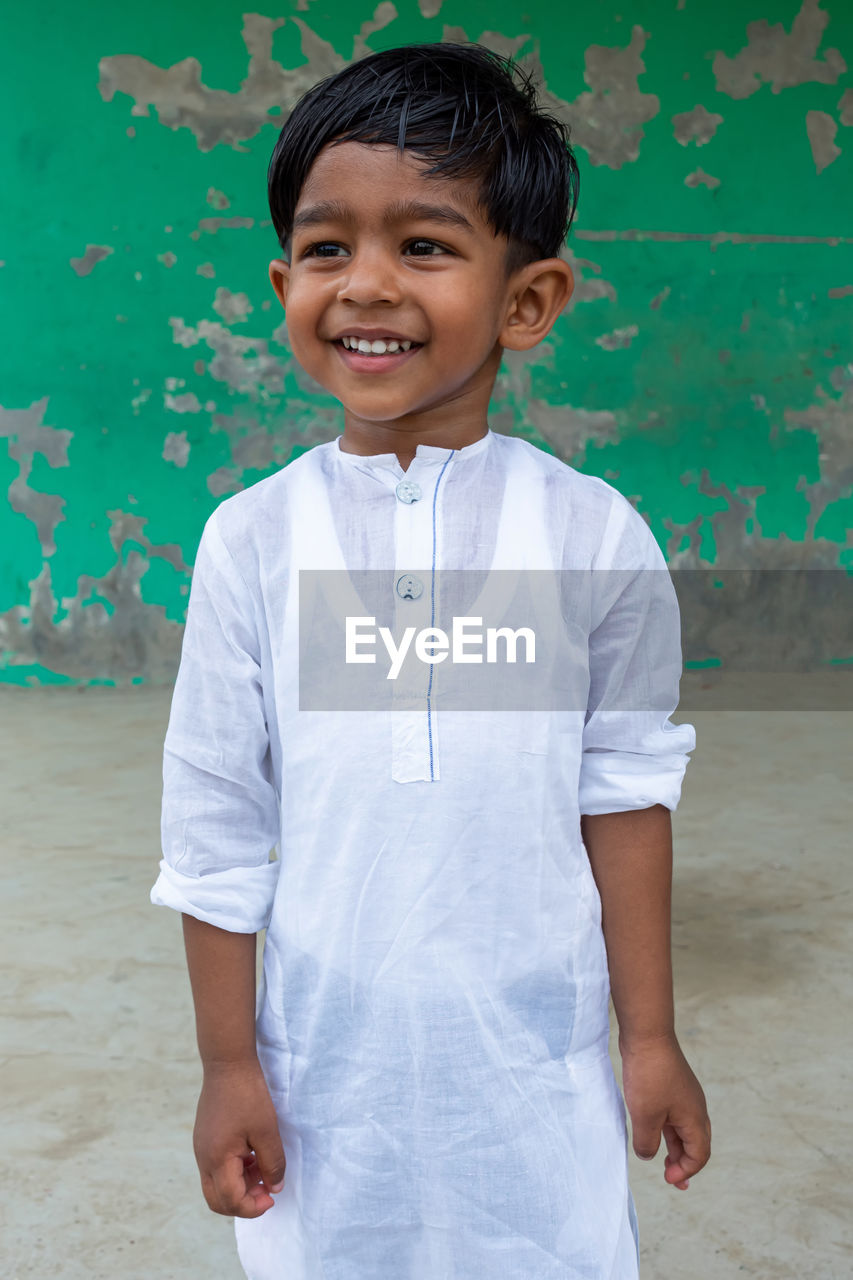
152, 428, 695, 1279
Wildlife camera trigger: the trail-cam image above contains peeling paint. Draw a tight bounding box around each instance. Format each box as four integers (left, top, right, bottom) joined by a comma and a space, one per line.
212, 287, 253, 324
782, 370, 853, 535
168, 316, 287, 396
0, 560, 183, 683
70, 245, 113, 276
552, 26, 661, 169
560, 248, 617, 313
194, 216, 254, 237
0, 508, 190, 681
130, 388, 152, 415
595, 325, 639, 351
1, 399, 72, 555
352, 2, 398, 58
713, 0, 847, 99
441, 24, 662, 170
207, 404, 340, 497
685, 168, 721, 189
527, 400, 621, 464
97, 9, 397, 153
162, 432, 190, 468
164, 392, 203, 413
840, 88, 853, 126
806, 109, 842, 172
672, 104, 724, 147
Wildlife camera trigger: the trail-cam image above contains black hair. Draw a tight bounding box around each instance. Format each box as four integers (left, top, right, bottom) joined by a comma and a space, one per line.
267, 41, 580, 274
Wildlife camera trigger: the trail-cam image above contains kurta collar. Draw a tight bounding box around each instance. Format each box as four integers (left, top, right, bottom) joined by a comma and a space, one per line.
334, 429, 493, 473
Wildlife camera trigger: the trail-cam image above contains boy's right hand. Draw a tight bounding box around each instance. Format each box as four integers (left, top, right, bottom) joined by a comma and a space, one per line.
192, 1059, 286, 1218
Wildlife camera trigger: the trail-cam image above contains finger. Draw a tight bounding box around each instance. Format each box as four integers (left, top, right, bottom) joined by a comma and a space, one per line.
631, 1115, 663, 1162
672, 1118, 711, 1175
662, 1123, 684, 1167
241, 1153, 280, 1208
663, 1121, 710, 1186
253, 1123, 287, 1195
662, 1124, 690, 1189
211, 1153, 273, 1218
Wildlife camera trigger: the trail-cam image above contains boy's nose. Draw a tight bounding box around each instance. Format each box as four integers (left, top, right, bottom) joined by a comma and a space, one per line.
337, 250, 402, 307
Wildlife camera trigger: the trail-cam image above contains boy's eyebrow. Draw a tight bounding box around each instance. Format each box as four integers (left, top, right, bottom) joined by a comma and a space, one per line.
291, 198, 475, 233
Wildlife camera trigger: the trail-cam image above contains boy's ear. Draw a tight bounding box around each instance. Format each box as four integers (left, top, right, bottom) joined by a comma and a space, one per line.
269, 258, 291, 309
499, 259, 574, 351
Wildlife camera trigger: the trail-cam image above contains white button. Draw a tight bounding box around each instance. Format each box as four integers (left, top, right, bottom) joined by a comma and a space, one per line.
395, 574, 424, 600
395, 480, 422, 503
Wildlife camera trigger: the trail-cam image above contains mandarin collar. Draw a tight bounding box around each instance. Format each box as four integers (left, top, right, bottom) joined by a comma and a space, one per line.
334, 429, 493, 473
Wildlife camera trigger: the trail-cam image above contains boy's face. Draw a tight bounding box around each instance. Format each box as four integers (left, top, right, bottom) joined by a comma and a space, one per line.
268, 142, 572, 440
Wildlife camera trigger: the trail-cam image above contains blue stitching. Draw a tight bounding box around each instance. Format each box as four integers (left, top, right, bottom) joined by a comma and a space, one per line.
427, 451, 455, 780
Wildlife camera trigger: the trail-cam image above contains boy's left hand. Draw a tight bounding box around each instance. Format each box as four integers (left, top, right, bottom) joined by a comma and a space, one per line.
619, 1033, 711, 1189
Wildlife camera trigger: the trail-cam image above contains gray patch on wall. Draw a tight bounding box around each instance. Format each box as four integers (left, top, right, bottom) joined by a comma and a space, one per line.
527, 400, 621, 465
685, 168, 721, 189
672, 104, 724, 147
560, 248, 618, 313
207, 404, 340, 498
805, 109, 842, 172
0, 399, 194, 683
663, 369, 853, 572
445, 24, 662, 170
98, 8, 397, 152
783, 366, 853, 539
712, 0, 847, 99
169, 316, 288, 396
1, 398, 72, 556
70, 244, 114, 276
1, 562, 185, 685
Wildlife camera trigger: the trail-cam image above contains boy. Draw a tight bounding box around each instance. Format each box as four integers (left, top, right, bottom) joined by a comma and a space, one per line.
152, 41, 710, 1280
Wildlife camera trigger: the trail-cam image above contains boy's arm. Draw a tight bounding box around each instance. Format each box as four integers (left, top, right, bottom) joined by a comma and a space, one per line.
581, 804, 711, 1189
182, 915, 286, 1217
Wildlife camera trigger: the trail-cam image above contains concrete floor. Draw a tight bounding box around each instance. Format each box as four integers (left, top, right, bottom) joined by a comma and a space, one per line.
1, 675, 851, 1279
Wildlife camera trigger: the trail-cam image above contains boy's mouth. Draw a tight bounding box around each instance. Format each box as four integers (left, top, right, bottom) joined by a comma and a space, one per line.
339, 335, 419, 354
332, 336, 423, 372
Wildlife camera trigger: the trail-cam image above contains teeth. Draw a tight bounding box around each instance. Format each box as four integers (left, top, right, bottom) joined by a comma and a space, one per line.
341, 336, 415, 354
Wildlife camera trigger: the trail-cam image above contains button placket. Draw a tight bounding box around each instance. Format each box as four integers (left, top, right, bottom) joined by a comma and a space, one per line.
390, 466, 442, 783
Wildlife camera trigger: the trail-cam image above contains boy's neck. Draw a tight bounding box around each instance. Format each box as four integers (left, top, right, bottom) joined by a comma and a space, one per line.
339, 419, 490, 472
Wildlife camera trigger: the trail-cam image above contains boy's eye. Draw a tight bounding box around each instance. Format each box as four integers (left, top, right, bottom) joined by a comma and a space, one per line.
304, 242, 347, 258
405, 239, 445, 256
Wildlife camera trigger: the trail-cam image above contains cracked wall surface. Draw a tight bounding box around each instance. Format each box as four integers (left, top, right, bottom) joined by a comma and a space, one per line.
2, 0, 852, 686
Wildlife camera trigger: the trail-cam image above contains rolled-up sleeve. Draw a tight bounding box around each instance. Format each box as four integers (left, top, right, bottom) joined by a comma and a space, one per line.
151, 510, 281, 932
578, 495, 695, 816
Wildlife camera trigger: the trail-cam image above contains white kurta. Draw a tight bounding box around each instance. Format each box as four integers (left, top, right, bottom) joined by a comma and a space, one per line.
152, 427, 695, 1280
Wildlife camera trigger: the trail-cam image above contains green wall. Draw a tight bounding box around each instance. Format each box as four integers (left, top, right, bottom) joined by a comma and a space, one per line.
1, 0, 851, 685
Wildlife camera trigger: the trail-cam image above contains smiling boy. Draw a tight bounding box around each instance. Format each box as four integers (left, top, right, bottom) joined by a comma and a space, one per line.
272, 139, 563, 464
153, 42, 710, 1280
